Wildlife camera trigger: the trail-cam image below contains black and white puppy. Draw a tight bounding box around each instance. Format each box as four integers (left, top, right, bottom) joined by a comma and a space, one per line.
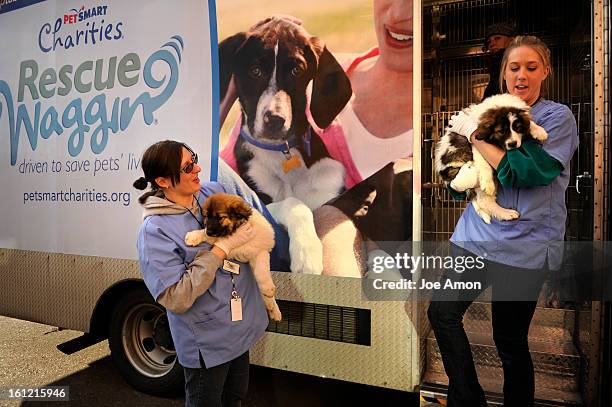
435, 94, 548, 224
219, 17, 352, 273
327, 159, 413, 243
315, 159, 413, 278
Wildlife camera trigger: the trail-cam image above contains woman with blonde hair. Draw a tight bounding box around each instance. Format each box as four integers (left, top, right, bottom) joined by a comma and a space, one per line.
428, 36, 579, 407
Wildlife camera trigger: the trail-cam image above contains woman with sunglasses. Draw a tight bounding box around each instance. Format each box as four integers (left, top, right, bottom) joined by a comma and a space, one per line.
133, 140, 269, 407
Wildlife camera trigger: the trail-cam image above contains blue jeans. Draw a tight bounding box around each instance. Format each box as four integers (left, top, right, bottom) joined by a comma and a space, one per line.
217, 160, 291, 271
184, 351, 249, 407
427, 244, 547, 407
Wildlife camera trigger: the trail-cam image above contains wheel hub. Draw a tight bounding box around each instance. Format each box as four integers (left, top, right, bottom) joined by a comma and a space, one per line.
121, 303, 177, 378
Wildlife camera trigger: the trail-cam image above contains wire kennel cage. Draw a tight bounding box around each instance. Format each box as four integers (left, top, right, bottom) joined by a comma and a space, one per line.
420, 0, 609, 405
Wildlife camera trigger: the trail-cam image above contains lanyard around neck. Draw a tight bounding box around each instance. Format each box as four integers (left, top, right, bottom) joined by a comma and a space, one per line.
166, 193, 204, 229
186, 195, 205, 228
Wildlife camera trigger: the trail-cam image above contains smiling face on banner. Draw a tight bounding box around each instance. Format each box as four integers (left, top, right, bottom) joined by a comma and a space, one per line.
373, 0, 413, 72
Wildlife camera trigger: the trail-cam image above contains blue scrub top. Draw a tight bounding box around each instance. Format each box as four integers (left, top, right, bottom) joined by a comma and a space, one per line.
451, 99, 579, 270
137, 182, 269, 368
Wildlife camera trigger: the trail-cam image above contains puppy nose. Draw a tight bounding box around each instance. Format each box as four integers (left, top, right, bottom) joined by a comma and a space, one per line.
206, 228, 221, 237
263, 111, 286, 132
507, 141, 517, 149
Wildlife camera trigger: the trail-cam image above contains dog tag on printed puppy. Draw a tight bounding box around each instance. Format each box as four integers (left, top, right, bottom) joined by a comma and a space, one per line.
223, 260, 240, 274
282, 155, 302, 173
231, 297, 243, 321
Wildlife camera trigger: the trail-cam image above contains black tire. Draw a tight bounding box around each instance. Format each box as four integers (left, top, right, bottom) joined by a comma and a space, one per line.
108, 287, 184, 396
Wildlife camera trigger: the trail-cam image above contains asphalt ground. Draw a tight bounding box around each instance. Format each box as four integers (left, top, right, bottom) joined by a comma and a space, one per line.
0, 316, 420, 407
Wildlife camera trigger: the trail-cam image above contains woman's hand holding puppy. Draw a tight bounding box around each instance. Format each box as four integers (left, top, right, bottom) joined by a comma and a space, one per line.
212, 223, 254, 258
448, 111, 478, 142
449, 107, 506, 169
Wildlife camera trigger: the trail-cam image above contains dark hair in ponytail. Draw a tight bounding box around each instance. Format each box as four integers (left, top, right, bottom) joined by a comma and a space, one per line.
133, 140, 196, 203
133, 177, 148, 190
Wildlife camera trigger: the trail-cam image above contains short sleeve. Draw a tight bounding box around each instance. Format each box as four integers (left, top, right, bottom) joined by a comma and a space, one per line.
220, 119, 242, 173
538, 104, 579, 169
200, 181, 226, 197
138, 220, 188, 300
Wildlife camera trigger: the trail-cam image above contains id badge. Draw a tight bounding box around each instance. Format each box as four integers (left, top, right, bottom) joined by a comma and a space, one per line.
231, 297, 243, 321
223, 260, 240, 274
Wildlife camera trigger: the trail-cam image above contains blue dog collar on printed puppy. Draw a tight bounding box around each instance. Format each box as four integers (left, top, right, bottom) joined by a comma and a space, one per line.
239, 128, 312, 157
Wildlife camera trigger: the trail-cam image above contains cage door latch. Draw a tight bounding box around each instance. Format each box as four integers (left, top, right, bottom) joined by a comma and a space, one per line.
575, 172, 592, 194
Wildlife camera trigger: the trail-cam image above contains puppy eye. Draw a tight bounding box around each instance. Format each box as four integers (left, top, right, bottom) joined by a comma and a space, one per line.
291, 66, 303, 77
249, 66, 262, 78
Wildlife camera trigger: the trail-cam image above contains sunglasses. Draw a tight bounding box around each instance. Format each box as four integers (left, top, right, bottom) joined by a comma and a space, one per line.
180, 153, 199, 174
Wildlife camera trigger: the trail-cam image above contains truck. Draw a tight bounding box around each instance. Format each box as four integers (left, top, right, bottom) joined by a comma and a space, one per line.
1, 0, 611, 406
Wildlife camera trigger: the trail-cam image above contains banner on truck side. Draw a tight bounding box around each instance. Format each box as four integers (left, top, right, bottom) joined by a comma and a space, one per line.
0, 0, 218, 259
215, 1, 414, 277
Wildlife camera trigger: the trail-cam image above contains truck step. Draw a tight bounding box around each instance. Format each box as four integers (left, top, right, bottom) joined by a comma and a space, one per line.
422, 370, 582, 406
463, 302, 587, 344
426, 331, 580, 393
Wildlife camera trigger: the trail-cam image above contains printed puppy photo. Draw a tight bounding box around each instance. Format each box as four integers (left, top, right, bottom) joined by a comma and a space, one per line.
217, 0, 414, 278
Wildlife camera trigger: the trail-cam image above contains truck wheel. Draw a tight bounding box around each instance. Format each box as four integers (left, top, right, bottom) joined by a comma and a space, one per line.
108, 287, 183, 396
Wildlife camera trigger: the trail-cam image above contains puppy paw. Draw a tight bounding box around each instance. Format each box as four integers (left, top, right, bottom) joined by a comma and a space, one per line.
185, 230, 206, 247
268, 197, 323, 274
480, 178, 496, 197
289, 234, 323, 274
494, 208, 520, 221
474, 207, 492, 224
269, 308, 282, 322
530, 122, 549, 141
265, 298, 282, 322
450, 163, 479, 192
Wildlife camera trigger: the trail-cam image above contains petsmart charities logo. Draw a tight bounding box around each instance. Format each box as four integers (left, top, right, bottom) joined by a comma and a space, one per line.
39, 4, 122, 53
64, 5, 108, 24
0, 35, 185, 165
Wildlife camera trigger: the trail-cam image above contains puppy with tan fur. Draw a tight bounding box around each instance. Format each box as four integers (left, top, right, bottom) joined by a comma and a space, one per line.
185, 193, 282, 321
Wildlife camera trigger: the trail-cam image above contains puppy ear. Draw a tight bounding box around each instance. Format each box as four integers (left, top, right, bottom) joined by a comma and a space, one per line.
219, 33, 248, 101
202, 197, 212, 216
475, 108, 497, 141
230, 200, 253, 221
475, 121, 493, 141
517, 110, 532, 136
308, 37, 352, 129
326, 181, 377, 220
474, 129, 489, 141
